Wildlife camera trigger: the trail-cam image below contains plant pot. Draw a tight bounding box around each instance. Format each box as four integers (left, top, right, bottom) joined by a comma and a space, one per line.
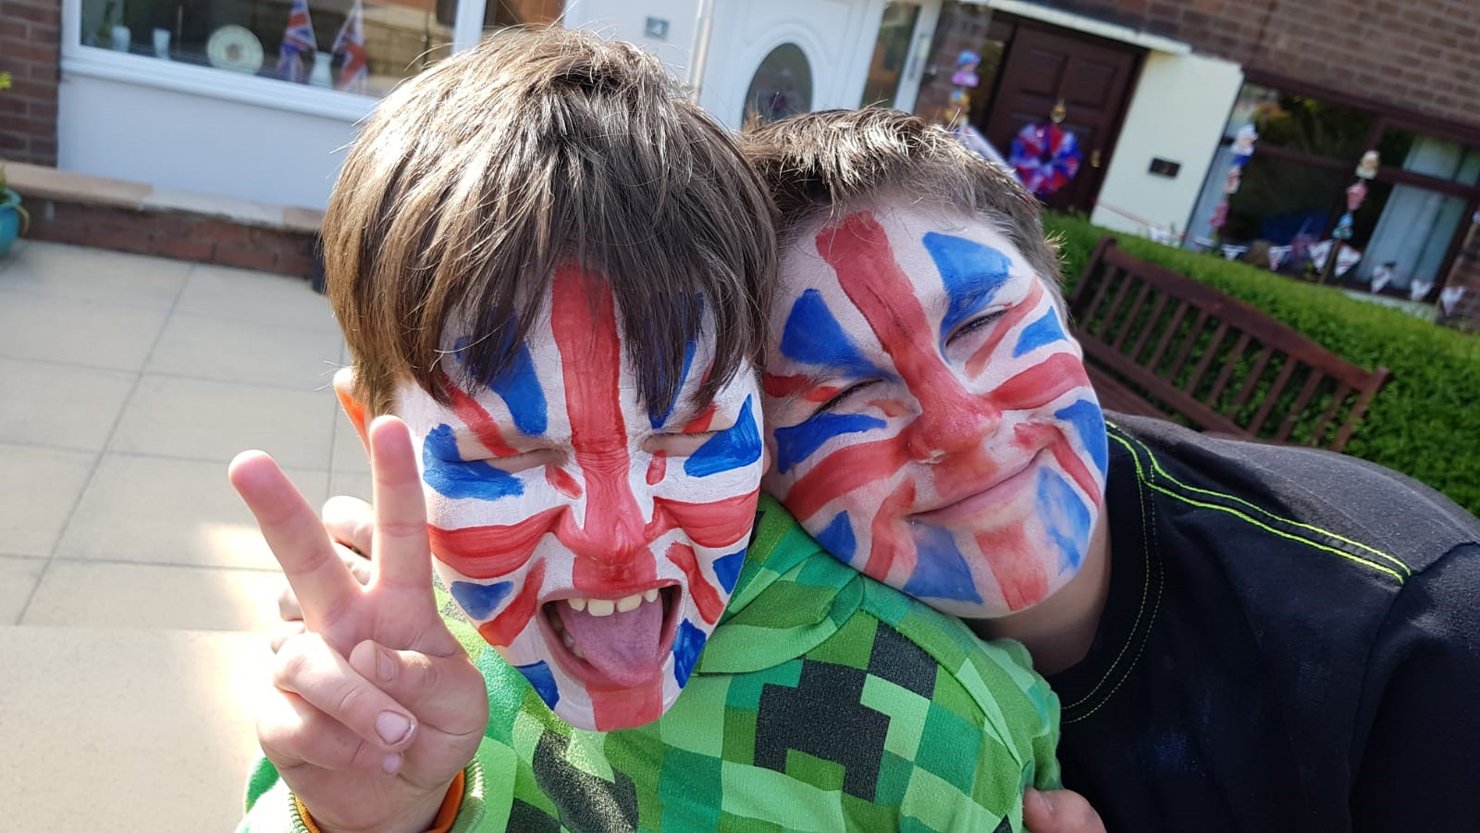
0, 189, 24, 258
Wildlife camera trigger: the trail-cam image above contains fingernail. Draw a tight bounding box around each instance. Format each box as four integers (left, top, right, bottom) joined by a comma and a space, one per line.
382, 753, 402, 775
376, 711, 412, 745
376, 647, 394, 682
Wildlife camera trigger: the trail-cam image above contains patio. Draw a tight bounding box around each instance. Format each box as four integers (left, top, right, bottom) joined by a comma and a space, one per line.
0, 239, 369, 829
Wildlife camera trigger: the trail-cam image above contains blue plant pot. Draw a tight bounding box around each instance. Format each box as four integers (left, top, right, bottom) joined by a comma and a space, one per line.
0, 188, 22, 258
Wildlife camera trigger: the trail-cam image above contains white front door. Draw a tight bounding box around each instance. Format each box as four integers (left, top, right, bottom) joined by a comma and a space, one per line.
697, 0, 887, 130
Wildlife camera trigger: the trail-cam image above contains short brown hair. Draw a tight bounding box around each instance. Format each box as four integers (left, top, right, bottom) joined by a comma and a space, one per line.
324, 27, 777, 415
740, 108, 1062, 302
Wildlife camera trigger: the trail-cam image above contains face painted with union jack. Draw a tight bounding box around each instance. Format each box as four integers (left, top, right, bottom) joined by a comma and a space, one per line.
394, 265, 763, 731
762, 203, 1107, 618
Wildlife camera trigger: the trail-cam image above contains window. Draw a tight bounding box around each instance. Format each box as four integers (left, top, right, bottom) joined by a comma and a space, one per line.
1189, 80, 1480, 300
743, 43, 813, 125
77, 0, 562, 99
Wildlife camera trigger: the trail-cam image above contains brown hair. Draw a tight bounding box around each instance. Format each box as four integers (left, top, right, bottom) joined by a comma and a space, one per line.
323, 26, 777, 416
740, 108, 1062, 303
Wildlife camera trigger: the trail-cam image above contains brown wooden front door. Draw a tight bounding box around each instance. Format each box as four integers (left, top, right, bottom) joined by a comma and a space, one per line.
977, 21, 1141, 213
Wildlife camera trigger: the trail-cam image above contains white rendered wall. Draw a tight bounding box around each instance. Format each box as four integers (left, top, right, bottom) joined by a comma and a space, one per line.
563, 0, 703, 81
1089, 51, 1243, 239
58, 74, 360, 210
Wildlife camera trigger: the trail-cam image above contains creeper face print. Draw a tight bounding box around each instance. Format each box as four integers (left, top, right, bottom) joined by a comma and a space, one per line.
396, 265, 764, 730
762, 205, 1107, 618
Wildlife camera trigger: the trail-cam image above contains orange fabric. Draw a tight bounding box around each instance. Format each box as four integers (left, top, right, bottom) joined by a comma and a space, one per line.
426, 770, 466, 833
291, 794, 324, 833
294, 771, 465, 833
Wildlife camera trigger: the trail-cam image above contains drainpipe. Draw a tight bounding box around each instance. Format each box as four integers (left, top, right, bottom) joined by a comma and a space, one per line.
688, 0, 717, 102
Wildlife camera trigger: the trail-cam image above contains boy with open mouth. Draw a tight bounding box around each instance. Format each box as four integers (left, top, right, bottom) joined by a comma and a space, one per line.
232, 28, 1061, 833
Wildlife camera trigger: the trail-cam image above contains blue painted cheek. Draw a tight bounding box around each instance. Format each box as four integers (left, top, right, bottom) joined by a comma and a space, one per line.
814, 511, 857, 563
780, 289, 891, 379
712, 548, 747, 594
1013, 308, 1067, 357
516, 660, 561, 709
488, 342, 548, 437
1036, 468, 1093, 572
923, 232, 1013, 345
450, 580, 513, 619
421, 424, 524, 501
1054, 399, 1109, 478
671, 619, 707, 687
772, 412, 887, 474
685, 396, 763, 478
903, 525, 984, 603
452, 335, 548, 437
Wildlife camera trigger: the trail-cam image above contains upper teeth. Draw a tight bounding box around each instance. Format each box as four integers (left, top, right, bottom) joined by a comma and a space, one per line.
567, 590, 661, 617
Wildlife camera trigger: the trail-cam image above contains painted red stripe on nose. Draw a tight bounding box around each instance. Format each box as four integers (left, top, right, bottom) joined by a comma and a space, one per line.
549, 265, 656, 590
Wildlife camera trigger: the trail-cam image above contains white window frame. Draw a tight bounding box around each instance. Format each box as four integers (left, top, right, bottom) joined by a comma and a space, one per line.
60, 0, 491, 122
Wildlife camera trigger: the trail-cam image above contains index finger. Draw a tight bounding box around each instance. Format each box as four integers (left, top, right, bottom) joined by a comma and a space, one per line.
366, 416, 436, 606
230, 450, 361, 629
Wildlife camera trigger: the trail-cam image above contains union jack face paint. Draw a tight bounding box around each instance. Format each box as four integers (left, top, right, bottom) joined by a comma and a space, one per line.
762, 205, 1107, 618
395, 265, 763, 731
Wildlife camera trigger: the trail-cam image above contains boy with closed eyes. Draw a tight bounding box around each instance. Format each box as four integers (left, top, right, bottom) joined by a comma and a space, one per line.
232, 29, 1062, 833
741, 108, 1480, 832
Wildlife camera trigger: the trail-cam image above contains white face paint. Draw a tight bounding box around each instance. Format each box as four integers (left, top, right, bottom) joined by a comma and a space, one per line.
761, 204, 1107, 618
397, 265, 764, 730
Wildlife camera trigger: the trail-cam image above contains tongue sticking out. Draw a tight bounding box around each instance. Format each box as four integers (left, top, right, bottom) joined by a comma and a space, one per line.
555, 598, 666, 687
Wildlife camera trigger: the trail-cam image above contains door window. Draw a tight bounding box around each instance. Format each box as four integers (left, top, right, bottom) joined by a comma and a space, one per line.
743, 43, 813, 124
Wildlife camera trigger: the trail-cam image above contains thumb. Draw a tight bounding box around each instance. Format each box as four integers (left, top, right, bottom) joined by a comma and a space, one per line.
1023, 788, 1105, 833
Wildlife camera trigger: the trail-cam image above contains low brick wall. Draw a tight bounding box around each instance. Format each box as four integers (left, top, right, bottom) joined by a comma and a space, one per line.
24, 199, 320, 279
5, 161, 323, 280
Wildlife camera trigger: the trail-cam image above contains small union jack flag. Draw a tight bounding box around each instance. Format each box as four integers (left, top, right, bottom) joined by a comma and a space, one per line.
332, 0, 368, 94
275, 0, 317, 83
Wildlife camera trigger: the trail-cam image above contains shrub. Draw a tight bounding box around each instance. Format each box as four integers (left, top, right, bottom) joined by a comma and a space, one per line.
1045, 212, 1480, 515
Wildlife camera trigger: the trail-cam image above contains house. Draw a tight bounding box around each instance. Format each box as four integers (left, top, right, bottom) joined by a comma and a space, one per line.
2, 0, 1476, 324
911, 0, 1480, 323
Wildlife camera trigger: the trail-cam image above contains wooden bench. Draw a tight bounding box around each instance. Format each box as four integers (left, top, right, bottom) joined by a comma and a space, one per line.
1066, 238, 1391, 452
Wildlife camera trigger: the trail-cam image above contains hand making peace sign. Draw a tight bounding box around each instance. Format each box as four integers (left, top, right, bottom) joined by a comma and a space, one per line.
230, 416, 488, 833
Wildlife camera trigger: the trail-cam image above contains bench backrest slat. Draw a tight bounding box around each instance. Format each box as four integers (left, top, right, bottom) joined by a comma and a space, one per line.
1067, 238, 1391, 451
1206, 331, 1252, 405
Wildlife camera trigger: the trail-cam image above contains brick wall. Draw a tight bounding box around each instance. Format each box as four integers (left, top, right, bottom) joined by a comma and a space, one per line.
0, 0, 61, 166
24, 200, 321, 280
1041, 0, 1480, 129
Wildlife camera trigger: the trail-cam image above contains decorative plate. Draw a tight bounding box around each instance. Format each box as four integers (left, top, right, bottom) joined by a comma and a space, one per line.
206, 25, 265, 75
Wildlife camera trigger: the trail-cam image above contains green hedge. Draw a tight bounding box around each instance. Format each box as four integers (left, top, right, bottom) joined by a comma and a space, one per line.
1044, 212, 1480, 516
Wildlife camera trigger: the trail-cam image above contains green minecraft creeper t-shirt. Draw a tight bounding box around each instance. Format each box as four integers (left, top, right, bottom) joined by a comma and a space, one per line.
241, 497, 1060, 832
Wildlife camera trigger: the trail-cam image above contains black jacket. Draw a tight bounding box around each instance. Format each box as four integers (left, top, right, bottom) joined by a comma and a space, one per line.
1051, 414, 1480, 832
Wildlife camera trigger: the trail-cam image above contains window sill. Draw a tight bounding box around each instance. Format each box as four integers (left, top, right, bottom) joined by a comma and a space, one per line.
61, 46, 378, 123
